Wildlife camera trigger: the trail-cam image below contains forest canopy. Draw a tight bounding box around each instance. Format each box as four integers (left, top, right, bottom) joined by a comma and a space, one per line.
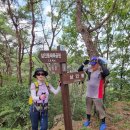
0, 0, 130, 130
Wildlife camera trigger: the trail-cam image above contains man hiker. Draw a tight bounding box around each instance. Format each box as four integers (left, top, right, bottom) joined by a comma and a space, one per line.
78, 56, 110, 130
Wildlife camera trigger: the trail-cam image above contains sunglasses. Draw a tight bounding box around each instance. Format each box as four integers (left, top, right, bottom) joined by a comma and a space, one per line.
36, 72, 45, 76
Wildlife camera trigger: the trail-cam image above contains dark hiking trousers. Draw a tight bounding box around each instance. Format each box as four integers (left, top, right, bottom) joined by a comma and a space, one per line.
30, 105, 48, 130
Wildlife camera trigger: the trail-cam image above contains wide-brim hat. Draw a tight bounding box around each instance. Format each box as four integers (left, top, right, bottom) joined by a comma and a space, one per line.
89, 56, 98, 66
33, 68, 48, 78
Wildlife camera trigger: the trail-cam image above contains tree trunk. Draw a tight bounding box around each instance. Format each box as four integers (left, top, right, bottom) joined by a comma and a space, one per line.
7, 0, 24, 84
0, 72, 3, 87
0, 32, 12, 75
28, 0, 36, 85
76, 0, 99, 57
76, 0, 117, 57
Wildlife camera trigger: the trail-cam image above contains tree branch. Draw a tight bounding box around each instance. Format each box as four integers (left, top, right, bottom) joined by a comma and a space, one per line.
90, 0, 117, 32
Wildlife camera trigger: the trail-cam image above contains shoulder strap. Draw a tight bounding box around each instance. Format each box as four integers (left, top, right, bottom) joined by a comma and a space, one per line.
34, 81, 39, 92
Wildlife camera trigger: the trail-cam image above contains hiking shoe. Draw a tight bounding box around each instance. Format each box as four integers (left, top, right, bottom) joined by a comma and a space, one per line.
100, 122, 106, 130
83, 120, 91, 127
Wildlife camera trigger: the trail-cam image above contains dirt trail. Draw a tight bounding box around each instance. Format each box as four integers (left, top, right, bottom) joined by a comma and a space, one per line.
50, 101, 130, 130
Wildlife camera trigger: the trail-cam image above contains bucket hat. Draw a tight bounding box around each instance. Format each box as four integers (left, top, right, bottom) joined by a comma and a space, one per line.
33, 68, 48, 78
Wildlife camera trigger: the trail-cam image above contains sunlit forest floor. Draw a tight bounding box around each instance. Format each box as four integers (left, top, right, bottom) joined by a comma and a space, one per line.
51, 101, 130, 130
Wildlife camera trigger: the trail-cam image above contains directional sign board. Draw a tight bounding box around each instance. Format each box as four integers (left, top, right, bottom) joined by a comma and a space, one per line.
47, 63, 61, 74
62, 71, 85, 84
38, 51, 67, 63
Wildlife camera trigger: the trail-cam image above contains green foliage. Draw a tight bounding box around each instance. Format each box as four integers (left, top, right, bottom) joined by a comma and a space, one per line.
70, 83, 86, 120
105, 87, 130, 105
0, 83, 30, 129
80, 126, 91, 130
18, 5, 31, 19
0, 75, 63, 129
121, 121, 130, 129
0, 128, 20, 130
0, 13, 13, 35
112, 114, 123, 123
123, 106, 130, 111
48, 93, 63, 128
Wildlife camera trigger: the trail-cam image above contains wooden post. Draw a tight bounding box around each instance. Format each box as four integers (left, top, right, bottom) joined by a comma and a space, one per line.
60, 63, 73, 130
57, 45, 73, 130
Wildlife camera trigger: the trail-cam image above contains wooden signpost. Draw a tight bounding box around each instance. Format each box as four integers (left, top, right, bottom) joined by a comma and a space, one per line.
38, 50, 67, 63
38, 49, 85, 130
62, 71, 85, 84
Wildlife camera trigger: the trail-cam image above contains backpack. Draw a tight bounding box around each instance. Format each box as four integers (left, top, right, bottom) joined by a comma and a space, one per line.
28, 81, 49, 105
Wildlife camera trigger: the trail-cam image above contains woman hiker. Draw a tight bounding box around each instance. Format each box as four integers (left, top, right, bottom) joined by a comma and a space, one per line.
30, 68, 61, 130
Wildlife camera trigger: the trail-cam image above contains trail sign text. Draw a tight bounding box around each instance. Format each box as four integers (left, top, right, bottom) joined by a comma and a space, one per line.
38, 51, 67, 63
47, 63, 61, 74
62, 71, 85, 84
